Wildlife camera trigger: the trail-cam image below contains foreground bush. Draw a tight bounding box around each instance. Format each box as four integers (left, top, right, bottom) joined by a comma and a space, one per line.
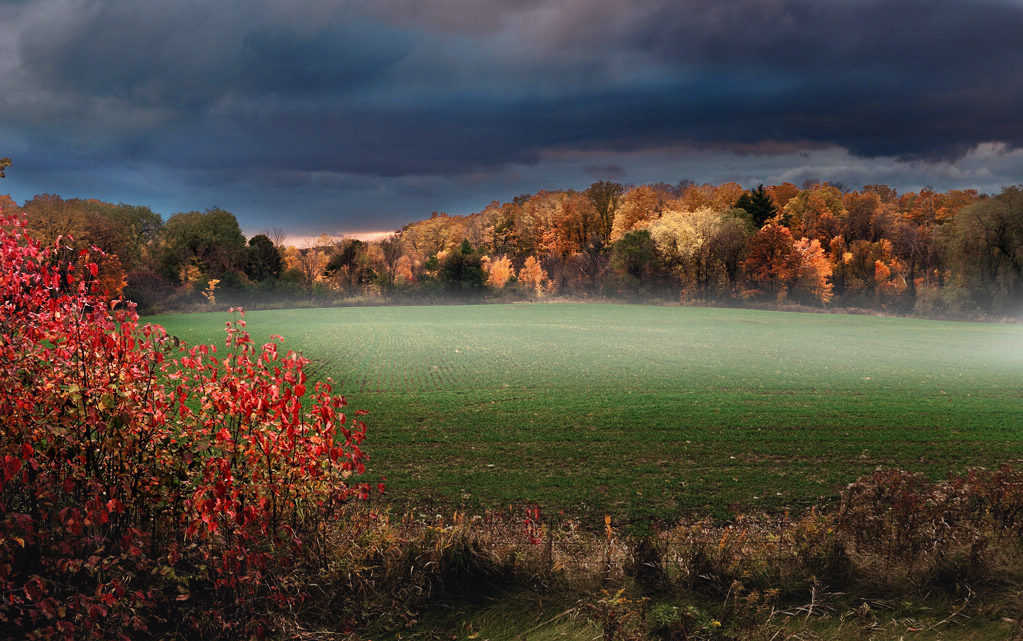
0, 215, 371, 639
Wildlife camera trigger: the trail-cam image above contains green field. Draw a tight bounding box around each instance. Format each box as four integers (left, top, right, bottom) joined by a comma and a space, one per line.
147, 303, 1023, 522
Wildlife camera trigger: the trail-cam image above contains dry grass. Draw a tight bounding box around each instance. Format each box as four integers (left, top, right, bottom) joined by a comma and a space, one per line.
259, 467, 1023, 640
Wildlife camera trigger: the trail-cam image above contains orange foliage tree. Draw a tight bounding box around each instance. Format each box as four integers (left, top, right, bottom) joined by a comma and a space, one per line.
483, 255, 514, 289
793, 237, 834, 304
831, 237, 908, 305
742, 225, 833, 304
541, 192, 594, 257
610, 185, 666, 241
742, 225, 801, 301
781, 185, 845, 243
766, 182, 801, 210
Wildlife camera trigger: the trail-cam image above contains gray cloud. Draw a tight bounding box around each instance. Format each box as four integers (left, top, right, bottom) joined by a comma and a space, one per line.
584, 163, 627, 180
1, 0, 1022, 231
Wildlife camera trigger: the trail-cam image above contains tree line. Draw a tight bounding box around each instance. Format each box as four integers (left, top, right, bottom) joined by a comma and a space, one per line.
2, 178, 1021, 316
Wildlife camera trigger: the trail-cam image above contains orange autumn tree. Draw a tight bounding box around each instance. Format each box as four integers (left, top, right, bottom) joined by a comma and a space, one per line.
780, 185, 845, 243
610, 185, 666, 241
842, 190, 883, 241
766, 182, 801, 210
742, 225, 833, 304
394, 254, 416, 283
482, 255, 514, 288
544, 192, 597, 256
742, 225, 797, 301
873, 238, 908, 301
794, 237, 834, 304
95, 252, 127, 299
677, 182, 745, 212
830, 237, 908, 305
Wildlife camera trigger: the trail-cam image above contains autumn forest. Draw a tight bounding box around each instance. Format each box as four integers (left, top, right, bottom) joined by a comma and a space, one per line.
7, 179, 1022, 317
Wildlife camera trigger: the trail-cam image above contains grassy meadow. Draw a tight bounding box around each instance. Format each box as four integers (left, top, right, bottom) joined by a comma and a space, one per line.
147, 303, 1023, 522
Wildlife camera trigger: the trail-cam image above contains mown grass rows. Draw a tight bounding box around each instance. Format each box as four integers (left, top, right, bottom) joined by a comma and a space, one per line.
148, 303, 1023, 521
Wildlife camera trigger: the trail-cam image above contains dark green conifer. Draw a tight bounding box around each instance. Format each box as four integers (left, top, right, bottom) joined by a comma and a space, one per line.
735, 184, 778, 228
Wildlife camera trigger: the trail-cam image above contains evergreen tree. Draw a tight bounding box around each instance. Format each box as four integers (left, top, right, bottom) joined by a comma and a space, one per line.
439, 239, 487, 294
735, 184, 778, 228
246, 234, 284, 281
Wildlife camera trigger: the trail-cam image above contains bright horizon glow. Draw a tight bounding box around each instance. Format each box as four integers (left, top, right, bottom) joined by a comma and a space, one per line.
272, 230, 397, 247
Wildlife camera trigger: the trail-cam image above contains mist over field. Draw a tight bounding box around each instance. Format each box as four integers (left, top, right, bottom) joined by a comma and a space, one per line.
151, 303, 1023, 519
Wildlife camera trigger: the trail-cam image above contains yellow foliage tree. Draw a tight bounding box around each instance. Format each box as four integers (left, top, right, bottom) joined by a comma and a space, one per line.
284, 245, 330, 288
647, 206, 743, 293
518, 255, 548, 296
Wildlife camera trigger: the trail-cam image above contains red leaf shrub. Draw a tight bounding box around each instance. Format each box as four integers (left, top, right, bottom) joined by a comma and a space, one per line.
0, 215, 370, 639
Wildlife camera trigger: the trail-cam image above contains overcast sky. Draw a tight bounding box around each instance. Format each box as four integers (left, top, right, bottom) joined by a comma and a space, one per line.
2, 0, 1023, 236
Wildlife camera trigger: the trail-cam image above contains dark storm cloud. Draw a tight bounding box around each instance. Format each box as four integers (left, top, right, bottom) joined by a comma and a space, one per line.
584, 164, 627, 180
361, 0, 1023, 161
9, 3, 408, 113
2, 0, 1023, 231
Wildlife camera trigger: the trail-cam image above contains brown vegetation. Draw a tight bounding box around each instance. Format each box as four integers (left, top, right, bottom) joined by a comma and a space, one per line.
278, 466, 1023, 639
